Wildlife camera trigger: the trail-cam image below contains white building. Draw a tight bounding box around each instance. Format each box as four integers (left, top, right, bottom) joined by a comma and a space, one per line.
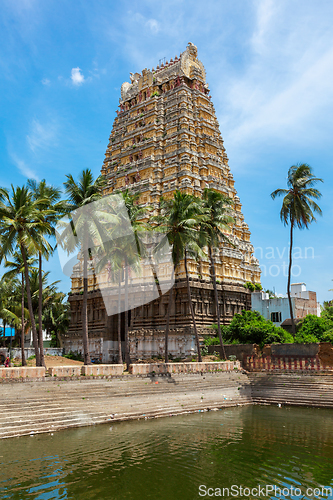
251, 283, 320, 326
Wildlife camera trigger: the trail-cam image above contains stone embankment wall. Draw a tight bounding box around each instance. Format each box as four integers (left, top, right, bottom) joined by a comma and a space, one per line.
250, 373, 333, 408
2, 361, 333, 439
209, 342, 333, 372
0, 367, 45, 380
0, 361, 240, 381
129, 361, 238, 375
0, 369, 251, 439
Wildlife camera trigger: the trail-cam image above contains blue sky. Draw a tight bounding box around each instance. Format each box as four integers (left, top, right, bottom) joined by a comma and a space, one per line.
1, 0, 332, 303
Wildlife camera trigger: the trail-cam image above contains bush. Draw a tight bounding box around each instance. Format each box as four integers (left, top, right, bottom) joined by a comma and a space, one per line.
244, 282, 256, 292
225, 310, 292, 346
203, 336, 221, 346
297, 314, 333, 341
207, 310, 333, 347
320, 329, 333, 343
321, 303, 333, 321
201, 346, 209, 356
64, 351, 83, 362
294, 332, 319, 344
264, 330, 294, 344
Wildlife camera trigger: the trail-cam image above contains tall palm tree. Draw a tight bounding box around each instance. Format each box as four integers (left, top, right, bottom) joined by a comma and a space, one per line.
3, 251, 37, 365
0, 186, 50, 365
27, 179, 62, 367
0, 277, 14, 347
100, 246, 124, 365
271, 164, 323, 335
200, 189, 234, 359
62, 169, 107, 365
90, 189, 141, 368
0, 276, 22, 351
157, 191, 205, 362
42, 292, 69, 348
120, 190, 150, 368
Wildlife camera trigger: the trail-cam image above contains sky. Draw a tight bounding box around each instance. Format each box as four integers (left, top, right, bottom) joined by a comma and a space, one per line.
0, 0, 332, 304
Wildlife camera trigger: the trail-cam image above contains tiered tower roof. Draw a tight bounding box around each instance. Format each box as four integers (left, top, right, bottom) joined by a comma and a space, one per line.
99, 43, 260, 286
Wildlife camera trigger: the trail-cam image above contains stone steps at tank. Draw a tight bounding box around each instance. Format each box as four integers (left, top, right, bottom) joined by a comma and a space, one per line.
0, 372, 251, 438
0, 390, 247, 425
249, 373, 333, 407
0, 376, 247, 403
0, 382, 247, 410
0, 387, 249, 423
0, 398, 251, 438
0, 400, 248, 439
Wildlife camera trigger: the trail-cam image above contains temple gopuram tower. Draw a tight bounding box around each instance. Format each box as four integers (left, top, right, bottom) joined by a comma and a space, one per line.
66, 43, 261, 361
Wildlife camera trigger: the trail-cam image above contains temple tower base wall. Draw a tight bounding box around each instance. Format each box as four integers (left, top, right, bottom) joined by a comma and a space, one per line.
64, 282, 252, 362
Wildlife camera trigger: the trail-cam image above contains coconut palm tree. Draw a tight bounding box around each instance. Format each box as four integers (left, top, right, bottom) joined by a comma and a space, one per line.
0, 277, 14, 347
156, 191, 205, 362
271, 164, 323, 335
2, 251, 37, 365
98, 246, 124, 365
61, 169, 107, 364
120, 190, 151, 368
87, 188, 142, 368
0, 186, 50, 365
42, 292, 69, 348
200, 188, 234, 359
27, 179, 63, 367
0, 276, 22, 352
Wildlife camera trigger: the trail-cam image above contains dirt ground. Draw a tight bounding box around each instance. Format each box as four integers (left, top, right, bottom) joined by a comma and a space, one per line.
13, 355, 84, 368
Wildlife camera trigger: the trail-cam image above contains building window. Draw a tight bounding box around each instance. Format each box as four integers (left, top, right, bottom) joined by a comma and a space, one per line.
271, 312, 282, 323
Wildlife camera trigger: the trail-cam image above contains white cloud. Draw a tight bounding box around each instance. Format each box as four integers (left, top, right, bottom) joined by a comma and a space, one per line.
145, 19, 160, 34
251, 0, 278, 57
216, 0, 333, 150
26, 119, 57, 153
41, 78, 50, 85
71, 67, 85, 85
230, 48, 333, 142
10, 153, 39, 180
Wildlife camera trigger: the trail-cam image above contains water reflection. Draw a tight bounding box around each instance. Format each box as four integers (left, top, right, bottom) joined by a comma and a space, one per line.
1, 405, 333, 499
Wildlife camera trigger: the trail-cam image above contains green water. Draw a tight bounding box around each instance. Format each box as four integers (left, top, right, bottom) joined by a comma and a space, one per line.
1, 405, 333, 499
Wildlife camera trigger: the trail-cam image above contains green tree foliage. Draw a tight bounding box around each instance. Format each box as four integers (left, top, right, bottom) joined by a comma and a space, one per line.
27, 179, 64, 367
119, 189, 150, 368
295, 314, 333, 343
43, 292, 69, 348
243, 282, 256, 292
209, 310, 293, 346
0, 185, 52, 365
199, 188, 234, 359
0, 276, 21, 347
155, 191, 205, 362
2, 252, 37, 364
61, 169, 107, 365
321, 301, 333, 321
